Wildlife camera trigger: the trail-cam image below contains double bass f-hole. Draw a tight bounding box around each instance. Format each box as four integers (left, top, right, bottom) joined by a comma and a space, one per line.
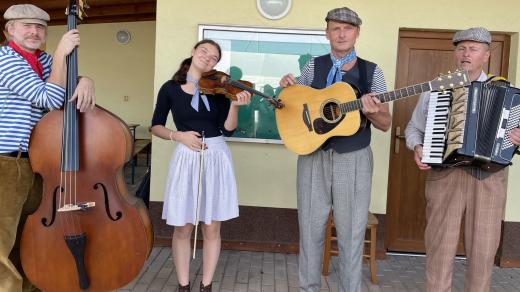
41, 186, 62, 227
94, 182, 122, 221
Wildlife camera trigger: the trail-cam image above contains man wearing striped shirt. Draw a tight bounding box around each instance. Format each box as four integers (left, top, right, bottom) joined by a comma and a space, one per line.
0, 4, 95, 292
279, 7, 391, 292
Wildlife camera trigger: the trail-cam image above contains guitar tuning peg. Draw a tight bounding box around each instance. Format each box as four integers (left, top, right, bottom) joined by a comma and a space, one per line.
447, 70, 452, 74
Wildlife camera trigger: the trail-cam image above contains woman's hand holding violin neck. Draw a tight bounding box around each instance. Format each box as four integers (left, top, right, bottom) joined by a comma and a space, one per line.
231, 91, 252, 107
176, 131, 206, 151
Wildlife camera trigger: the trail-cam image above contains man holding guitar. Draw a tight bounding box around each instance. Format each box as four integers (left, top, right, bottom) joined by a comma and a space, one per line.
279, 7, 390, 292
405, 27, 520, 292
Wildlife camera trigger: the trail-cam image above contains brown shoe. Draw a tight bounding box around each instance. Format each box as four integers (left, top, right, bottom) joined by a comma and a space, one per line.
178, 282, 190, 292
200, 282, 212, 292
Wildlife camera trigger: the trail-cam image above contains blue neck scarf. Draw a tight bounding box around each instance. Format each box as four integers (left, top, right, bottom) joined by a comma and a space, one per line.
326, 49, 357, 87
187, 74, 210, 112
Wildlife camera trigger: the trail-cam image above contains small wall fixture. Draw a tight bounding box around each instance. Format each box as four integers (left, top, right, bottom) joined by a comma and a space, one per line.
256, 0, 292, 20
115, 29, 131, 45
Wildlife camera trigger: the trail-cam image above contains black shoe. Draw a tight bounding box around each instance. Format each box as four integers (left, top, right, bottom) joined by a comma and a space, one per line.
178, 282, 190, 292
200, 282, 212, 292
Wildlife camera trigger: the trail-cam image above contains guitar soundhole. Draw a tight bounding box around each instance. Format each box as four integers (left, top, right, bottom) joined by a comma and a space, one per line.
321, 100, 342, 123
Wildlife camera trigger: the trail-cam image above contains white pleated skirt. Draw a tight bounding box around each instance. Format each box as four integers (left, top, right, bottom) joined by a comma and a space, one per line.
162, 136, 239, 226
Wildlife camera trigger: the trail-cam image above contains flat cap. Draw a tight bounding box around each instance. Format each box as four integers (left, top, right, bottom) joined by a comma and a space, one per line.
453, 27, 491, 45
325, 7, 362, 26
4, 4, 50, 26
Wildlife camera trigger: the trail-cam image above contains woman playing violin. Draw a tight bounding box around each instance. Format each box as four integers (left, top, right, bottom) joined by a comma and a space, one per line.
151, 39, 251, 292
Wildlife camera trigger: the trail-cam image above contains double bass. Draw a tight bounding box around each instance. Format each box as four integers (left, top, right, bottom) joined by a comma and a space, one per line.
20, 1, 153, 291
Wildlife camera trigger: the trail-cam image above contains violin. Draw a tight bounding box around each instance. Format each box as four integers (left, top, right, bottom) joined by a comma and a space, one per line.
199, 70, 252, 101
198, 70, 284, 108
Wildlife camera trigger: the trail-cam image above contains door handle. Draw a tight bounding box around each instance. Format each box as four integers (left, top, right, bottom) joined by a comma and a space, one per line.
394, 126, 406, 154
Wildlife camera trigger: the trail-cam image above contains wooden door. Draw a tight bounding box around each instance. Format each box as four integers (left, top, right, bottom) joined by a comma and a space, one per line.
385, 30, 510, 253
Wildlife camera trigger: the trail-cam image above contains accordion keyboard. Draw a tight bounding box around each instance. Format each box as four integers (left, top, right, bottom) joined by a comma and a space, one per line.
421, 91, 452, 164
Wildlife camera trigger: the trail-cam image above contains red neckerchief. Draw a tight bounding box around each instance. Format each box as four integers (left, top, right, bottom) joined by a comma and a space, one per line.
8, 41, 43, 79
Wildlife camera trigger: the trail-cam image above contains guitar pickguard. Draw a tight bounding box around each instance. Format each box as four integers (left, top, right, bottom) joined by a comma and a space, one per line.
313, 115, 345, 134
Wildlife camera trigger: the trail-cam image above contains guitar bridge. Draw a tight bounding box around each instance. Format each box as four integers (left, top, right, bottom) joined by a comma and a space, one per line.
302, 104, 313, 132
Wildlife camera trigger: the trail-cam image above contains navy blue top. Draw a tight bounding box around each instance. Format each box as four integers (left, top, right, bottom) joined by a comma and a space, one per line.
151, 80, 235, 137
311, 55, 376, 153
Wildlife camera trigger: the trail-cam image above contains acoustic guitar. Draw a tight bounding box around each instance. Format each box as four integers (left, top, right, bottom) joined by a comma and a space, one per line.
275, 70, 469, 155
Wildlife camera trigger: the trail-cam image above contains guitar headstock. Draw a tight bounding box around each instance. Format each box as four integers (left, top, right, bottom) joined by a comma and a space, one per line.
430, 69, 469, 92
66, 0, 89, 20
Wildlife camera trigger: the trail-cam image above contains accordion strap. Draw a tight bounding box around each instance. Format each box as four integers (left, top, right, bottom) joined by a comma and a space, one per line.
485, 74, 508, 83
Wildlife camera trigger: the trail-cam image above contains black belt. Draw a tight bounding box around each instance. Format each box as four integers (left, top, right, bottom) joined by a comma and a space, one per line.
0, 151, 29, 158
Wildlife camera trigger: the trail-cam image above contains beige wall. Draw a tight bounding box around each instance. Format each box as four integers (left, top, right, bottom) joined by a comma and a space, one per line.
46, 21, 156, 140
153, 0, 520, 221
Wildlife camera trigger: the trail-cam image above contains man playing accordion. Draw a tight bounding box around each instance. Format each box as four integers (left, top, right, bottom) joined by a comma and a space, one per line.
405, 27, 520, 292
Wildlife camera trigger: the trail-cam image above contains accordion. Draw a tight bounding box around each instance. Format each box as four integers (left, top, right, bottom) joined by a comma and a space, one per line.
421, 79, 520, 171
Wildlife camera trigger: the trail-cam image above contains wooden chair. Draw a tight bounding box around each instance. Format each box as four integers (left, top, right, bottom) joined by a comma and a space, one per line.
322, 210, 379, 284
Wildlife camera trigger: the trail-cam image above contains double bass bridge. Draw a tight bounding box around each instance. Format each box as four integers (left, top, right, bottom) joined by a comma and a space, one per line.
58, 202, 96, 212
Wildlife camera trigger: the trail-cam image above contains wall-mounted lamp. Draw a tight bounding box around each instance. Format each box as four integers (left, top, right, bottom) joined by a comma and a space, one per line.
115, 29, 131, 45
256, 0, 292, 20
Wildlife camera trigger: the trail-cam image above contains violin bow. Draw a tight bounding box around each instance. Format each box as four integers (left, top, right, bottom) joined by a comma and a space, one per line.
193, 131, 205, 259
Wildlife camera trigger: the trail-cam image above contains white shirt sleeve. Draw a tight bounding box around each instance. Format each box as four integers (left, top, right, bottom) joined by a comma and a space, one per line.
405, 91, 430, 150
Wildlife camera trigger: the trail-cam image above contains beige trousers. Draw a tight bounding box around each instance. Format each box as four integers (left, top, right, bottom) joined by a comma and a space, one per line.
425, 167, 507, 292
0, 155, 42, 292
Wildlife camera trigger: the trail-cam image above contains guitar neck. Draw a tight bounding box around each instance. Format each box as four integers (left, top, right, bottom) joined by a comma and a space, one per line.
339, 81, 432, 113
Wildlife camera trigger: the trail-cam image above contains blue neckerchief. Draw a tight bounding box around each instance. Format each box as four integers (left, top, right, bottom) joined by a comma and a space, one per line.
326, 49, 357, 87
187, 74, 210, 112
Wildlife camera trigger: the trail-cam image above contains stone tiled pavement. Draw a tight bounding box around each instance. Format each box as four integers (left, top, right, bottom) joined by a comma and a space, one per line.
123, 156, 520, 292
117, 248, 520, 292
